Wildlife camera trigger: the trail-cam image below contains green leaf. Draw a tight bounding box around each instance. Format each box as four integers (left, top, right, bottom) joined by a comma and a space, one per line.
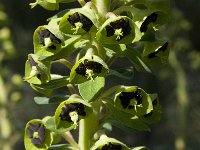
44, 117, 75, 134
109, 67, 134, 80
34, 95, 70, 105
78, 76, 105, 102
32, 75, 69, 90
91, 135, 130, 150
123, 45, 152, 73
30, 0, 59, 11
49, 144, 73, 150
131, 146, 150, 150
31, 84, 52, 96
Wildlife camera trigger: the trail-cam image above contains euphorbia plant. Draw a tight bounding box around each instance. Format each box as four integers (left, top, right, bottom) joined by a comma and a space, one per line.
24, 0, 170, 149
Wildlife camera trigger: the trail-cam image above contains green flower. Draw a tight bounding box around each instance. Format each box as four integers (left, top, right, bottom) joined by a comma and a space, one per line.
70, 55, 109, 84
24, 119, 52, 150
59, 5, 97, 35
96, 16, 141, 44
54, 95, 92, 130
33, 26, 62, 58
24, 54, 50, 85
114, 86, 153, 116
142, 41, 170, 66
91, 135, 129, 150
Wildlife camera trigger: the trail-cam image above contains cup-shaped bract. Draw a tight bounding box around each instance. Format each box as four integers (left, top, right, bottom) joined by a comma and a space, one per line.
30, 0, 59, 11
136, 10, 169, 33
59, 4, 98, 35
142, 40, 170, 66
96, 16, 141, 44
139, 94, 161, 124
91, 135, 129, 150
114, 86, 153, 116
54, 95, 92, 130
70, 55, 109, 84
33, 26, 63, 58
24, 54, 51, 85
24, 119, 52, 150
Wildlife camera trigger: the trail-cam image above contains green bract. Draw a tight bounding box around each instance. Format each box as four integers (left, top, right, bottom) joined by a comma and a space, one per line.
139, 94, 161, 124
24, 54, 51, 85
59, 4, 98, 35
54, 94, 92, 130
30, 0, 59, 11
91, 135, 130, 150
114, 86, 153, 116
70, 55, 109, 84
24, 119, 53, 150
33, 26, 63, 59
96, 16, 141, 44
142, 40, 170, 66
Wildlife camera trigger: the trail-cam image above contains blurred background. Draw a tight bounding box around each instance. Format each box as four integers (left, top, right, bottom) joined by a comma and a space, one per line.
0, 0, 199, 150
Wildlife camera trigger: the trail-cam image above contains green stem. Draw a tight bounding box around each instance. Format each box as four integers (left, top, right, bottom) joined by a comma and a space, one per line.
101, 85, 124, 98
93, 0, 111, 22
62, 131, 80, 150
78, 103, 99, 150
169, 51, 188, 150
67, 84, 77, 94
53, 59, 73, 69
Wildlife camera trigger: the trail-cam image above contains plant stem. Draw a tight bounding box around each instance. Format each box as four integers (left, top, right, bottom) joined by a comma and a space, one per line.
62, 132, 80, 150
93, 0, 111, 22
78, 103, 99, 150
53, 59, 73, 69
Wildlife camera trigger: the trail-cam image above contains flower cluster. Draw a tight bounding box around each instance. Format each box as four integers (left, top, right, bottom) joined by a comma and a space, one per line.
24, 0, 170, 150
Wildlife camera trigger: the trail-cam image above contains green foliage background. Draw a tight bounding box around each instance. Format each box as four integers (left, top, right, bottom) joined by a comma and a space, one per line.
0, 0, 200, 149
